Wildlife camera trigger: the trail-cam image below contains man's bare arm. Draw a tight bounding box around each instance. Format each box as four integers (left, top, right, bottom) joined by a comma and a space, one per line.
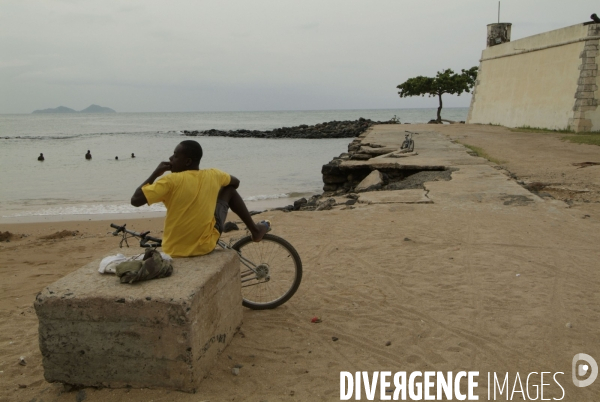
131, 162, 171, 207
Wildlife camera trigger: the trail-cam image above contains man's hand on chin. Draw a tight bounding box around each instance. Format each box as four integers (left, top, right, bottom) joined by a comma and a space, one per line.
153, 161, 172, 176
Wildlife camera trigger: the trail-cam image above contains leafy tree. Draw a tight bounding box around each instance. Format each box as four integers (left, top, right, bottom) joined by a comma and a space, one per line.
397, 67, 478, 123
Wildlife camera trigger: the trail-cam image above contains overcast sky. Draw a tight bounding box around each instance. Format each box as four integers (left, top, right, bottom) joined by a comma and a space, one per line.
1, 1, 598, 114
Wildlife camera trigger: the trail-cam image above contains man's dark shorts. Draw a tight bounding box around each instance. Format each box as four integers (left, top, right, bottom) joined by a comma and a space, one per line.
214, 200, 229, 234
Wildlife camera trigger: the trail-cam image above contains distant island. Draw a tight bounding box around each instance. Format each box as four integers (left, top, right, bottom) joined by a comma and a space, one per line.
32, 104, 116, 114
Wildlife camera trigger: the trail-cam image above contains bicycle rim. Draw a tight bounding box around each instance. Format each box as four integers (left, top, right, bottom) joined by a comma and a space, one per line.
232, 234, 302, 310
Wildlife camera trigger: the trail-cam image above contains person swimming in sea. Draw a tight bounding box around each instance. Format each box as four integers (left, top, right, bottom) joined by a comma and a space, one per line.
131, 153, 135, 158
38, 153, 44, 161
115, 156, 119, 160
85, 150, 92, 160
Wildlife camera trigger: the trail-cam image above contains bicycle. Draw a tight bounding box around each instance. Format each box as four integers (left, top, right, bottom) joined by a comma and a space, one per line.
401, 131, 415, 152
109, 223, 302, 310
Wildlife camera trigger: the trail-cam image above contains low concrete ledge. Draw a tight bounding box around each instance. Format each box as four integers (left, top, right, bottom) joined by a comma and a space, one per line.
34, 248, 242, 393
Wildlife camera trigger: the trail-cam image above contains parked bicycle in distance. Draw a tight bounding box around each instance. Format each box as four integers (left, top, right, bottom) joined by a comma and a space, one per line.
401, 131, 416, 152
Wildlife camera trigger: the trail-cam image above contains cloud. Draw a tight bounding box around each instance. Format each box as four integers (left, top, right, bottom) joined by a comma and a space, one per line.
297, 22, 319, 31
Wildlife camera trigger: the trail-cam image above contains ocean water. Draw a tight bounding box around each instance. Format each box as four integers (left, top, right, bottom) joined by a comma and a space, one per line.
0, 108, 467, 221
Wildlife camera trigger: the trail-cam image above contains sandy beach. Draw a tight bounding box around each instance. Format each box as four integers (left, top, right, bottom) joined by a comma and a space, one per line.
1, 124, 600, 401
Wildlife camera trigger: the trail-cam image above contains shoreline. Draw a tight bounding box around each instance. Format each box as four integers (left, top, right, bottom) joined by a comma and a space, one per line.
0, 195, 314, 225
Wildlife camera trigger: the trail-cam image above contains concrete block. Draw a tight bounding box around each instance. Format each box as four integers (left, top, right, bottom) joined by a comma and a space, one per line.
358, 189, 432, 204
357, 146, 399, 156
578, 63, 598, 71
355, 170, 384, 192
576, 106, 598, 112
574, 91, 596, 99
587, 26, 600, 36
574, 98, 598, 107
586, 50, 599, 58
34, 249, 242, 393
580, 70, 598, 77
577, 84, 599, 92
578, 77, 598, 85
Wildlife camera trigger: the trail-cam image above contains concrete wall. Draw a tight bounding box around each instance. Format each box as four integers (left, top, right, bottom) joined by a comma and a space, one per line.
467, 23, 600, 132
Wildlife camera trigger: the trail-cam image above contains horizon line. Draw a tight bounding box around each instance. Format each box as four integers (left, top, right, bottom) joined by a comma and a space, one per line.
0, 106, 471, 116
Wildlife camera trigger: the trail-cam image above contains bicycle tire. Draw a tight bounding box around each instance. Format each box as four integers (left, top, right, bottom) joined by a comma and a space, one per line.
232, 233, 302, 310
408, 139, 414, 152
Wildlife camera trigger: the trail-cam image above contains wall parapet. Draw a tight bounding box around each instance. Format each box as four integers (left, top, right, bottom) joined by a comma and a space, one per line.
480, 36, 600, 62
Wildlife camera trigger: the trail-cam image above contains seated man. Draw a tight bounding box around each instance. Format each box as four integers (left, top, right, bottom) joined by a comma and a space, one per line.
131, 140, 268, 258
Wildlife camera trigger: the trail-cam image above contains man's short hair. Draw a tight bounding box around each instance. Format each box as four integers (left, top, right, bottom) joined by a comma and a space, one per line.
179, 140, 203, 163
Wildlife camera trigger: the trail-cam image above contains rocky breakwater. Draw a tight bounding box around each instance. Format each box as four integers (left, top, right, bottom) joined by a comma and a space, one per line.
182, 118, 396, 139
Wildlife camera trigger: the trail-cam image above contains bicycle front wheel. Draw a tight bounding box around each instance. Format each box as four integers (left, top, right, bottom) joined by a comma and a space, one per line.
232, 234, 302, 310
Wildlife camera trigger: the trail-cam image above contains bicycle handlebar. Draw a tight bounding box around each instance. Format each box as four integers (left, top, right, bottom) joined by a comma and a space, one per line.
110, 223, 162, 248
141, 235, 162, 247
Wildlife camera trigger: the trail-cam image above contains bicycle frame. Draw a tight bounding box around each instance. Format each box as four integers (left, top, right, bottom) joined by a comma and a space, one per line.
113, 226, 263, 286
217, 239, 263, 286
110, 223, 302, 309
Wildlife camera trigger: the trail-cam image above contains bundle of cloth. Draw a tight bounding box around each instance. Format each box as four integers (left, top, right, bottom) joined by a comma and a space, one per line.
99, 249, 173, 284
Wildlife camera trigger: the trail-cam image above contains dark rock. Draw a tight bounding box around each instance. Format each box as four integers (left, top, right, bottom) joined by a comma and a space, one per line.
350, 154, 372, 160
315, 198, 336, 211
321, 163, 343, 176
293, 198, 307, 210
182, 118, 394, 140
322, 174, 347, 184
323, 184, 339, 192
306, 195, 321, 206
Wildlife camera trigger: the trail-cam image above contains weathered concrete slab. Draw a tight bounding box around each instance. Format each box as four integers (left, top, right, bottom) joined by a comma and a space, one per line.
424, 164, 544, 208
355, 170, 384, 192
357, 145, 399, 155
340, 127, 487, 171
34, 248, 242, 393
343, 125, 568, 212
358, 189, 432, 204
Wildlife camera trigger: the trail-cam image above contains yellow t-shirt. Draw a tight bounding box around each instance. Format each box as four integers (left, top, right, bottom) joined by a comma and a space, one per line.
142, 168, 231, 257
